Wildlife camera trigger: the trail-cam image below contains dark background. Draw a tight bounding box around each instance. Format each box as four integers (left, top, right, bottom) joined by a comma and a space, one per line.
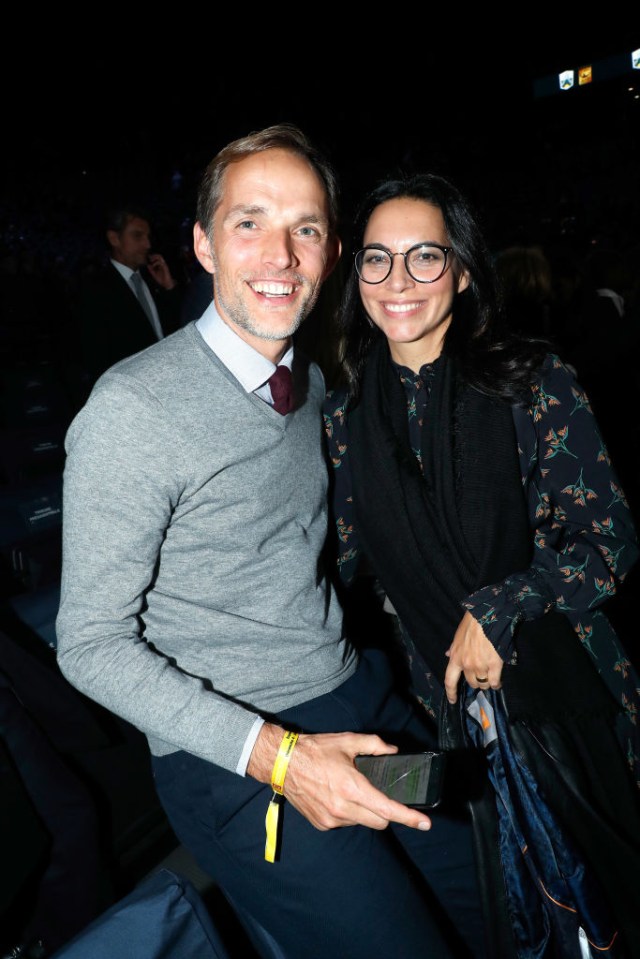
1, 32, 639, 956
2, 31, 638, 267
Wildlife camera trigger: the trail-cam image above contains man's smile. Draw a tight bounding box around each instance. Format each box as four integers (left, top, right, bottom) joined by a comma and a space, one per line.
248, 280, 298, 297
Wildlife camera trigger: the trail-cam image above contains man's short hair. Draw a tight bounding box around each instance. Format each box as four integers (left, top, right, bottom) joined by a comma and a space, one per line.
196, 124, 340, 240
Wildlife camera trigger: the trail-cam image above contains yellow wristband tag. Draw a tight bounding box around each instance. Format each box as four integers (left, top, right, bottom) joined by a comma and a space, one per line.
265, 791, 280, 863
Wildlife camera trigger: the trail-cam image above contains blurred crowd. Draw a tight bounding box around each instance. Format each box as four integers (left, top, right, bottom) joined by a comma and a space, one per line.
1, 77, 639, 498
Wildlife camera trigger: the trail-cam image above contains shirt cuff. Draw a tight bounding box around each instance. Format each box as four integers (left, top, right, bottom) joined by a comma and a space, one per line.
463, 569, 556, 661
462, 584, 521, 662
235, 716, 266, 777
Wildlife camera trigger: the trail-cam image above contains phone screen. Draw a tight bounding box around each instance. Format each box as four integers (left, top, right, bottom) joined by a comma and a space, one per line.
355, 751, 446, 808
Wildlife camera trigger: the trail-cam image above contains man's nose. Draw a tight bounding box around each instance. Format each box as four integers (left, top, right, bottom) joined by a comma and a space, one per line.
262, 230, 296, 269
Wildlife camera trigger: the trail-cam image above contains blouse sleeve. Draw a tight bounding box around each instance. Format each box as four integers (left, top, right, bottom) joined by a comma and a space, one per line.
464, 355, 639, 659
323, 389, 360, 586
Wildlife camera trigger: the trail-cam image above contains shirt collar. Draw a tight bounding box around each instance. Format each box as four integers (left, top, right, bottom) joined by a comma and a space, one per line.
111, 259, 137, 282
393, 358, 439, 383
195, 300, 293, 392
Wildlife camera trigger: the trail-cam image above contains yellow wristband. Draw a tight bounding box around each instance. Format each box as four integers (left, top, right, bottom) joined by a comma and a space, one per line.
270, 730, 299, 795
264, 792, 281, 863
265, 730, 299, 863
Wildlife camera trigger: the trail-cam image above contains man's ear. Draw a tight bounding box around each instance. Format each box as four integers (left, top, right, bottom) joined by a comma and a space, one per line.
106, 229, 120, 253
193, 222, 215, 275
322, 236, 342, 281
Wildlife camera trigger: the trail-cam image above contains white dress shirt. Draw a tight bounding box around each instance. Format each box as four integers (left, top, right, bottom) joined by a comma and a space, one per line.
112, 259, 164, 340
195, 301, 293, 406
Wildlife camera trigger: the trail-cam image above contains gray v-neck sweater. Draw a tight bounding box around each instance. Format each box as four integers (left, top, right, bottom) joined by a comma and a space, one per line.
56, 324, 355, 773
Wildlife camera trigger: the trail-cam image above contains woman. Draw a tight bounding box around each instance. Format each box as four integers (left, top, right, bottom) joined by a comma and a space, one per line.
324, 172, 640, 958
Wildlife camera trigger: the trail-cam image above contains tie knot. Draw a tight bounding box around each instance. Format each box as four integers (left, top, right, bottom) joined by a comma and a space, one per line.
268, 365, 294, 415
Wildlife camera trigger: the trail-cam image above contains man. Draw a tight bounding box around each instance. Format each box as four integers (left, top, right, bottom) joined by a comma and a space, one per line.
56, 125, 483, 958
74, 205, 182, 388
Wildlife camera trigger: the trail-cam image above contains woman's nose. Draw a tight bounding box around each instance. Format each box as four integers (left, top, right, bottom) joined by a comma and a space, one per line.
386, 253, 415, 289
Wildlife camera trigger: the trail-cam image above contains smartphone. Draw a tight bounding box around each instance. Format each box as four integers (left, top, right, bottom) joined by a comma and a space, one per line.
355, 751, 446, 808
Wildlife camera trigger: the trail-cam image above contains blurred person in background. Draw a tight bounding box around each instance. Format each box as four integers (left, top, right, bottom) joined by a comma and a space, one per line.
73, 205, 182, 392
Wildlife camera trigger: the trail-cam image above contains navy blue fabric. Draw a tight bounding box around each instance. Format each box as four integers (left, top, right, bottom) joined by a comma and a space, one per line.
49, 869, 231, 959
465, 690, 621, 959
152, 648, 486, 959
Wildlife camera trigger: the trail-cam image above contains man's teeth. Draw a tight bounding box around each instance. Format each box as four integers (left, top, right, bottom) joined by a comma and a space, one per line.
251, 282, 294, 296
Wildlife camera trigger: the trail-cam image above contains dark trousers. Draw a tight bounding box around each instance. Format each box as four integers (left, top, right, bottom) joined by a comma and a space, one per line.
152, 649, 486, 959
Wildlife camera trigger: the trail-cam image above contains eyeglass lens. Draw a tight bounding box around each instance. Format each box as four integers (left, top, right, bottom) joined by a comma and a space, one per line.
356, 245, 448, 283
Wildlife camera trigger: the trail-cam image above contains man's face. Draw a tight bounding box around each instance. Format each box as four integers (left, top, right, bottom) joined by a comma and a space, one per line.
108, 216, 151, 270
194, 149, 340, 359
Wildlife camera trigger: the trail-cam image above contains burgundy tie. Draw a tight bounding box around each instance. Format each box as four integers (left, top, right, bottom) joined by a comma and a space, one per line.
268, 365, 294, 415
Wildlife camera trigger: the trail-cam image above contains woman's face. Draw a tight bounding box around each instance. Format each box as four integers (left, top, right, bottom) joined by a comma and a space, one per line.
359, 197, 468, 367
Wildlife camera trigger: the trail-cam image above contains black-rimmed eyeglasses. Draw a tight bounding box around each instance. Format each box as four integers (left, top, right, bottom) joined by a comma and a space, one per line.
354, 243, 453, 284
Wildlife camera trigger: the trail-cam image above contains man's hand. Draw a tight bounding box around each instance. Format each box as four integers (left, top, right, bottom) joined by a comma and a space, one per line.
247, 723, 433, 833
444, 610, 504, 704
147, 253, 177, 290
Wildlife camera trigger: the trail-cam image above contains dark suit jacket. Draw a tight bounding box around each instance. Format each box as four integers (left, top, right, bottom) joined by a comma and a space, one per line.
75, 263, 182, 387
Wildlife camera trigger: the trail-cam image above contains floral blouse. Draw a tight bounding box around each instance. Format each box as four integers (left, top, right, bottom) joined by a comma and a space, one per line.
324, 354, 640, 784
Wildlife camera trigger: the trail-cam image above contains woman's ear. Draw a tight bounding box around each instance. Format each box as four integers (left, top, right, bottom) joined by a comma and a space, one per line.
456, 268, 470, 294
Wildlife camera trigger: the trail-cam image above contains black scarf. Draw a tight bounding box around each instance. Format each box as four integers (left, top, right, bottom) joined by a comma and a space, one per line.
347, 339, 616, 723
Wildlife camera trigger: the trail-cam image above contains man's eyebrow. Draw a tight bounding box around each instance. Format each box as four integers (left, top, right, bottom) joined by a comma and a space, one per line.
296, 213, 329, 228
222, 205, 329, 229
223, 204, 266, 221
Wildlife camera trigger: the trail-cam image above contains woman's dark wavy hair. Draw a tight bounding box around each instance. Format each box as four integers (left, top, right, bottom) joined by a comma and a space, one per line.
336, 172, 550, 403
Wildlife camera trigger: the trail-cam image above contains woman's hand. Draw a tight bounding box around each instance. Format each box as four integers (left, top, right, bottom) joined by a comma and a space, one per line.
444, 611, 504, 704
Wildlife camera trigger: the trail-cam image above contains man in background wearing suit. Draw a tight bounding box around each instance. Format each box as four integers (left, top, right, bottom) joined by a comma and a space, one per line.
75, 206, 182, 390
